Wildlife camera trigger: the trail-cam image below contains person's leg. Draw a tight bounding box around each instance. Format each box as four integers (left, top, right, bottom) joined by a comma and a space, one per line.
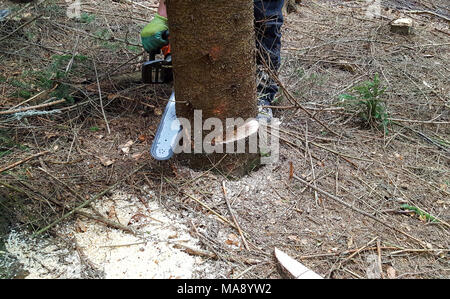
254, 0, 284, 109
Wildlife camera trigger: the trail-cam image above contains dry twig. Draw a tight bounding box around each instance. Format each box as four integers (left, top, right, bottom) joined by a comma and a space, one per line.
293, 174, 430, 248
0, 151, 49, 174
222, 181, 250, 251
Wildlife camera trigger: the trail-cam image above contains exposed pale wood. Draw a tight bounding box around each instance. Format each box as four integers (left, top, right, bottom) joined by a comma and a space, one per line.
274, 248, 323, 279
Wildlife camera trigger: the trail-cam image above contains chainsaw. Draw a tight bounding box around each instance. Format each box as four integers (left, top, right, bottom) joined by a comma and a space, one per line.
142, 31, 181, 161
142, 30, 173, 85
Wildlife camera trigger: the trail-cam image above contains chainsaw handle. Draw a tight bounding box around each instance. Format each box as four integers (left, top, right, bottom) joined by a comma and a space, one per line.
161, 30, 169, 41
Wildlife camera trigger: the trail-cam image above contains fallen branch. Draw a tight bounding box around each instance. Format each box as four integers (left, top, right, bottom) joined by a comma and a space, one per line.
173, 242, 262, 265
402, 10, 450, 23
183, 191, 235, 229
258, 48, 340, 137
298, 247, 450, 260
93, 60, 110, 134
271, 125, 370, 165
122, 0, 158, 11
388, 118, 450, 125
0, 151, 49, 174
37, 167, 137, 234
327, 237, 379, 277
164, 177, 236, 229
173, 243, 217, 259
0, 99, 66, 115
0, 14, 43, 43
9, 86, 57, 110
76, 210, 135, 235
222, 181, 250, 251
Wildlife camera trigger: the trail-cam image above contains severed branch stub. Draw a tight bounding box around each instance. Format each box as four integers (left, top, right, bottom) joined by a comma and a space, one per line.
274, 248, 323, 279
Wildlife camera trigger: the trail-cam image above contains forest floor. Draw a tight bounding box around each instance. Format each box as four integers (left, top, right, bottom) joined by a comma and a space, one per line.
0, 0, 449, 279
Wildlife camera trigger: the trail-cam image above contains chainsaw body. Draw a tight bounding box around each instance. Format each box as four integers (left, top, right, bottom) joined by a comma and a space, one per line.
142, 31, 173, 84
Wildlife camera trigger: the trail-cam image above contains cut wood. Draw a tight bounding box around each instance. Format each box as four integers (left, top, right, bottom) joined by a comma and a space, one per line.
390, 18, 413, 35
274, 248, 323, 279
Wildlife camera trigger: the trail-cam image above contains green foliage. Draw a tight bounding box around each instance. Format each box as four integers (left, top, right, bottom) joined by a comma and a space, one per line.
89, 126, 100, 132
94, 29, 121, 50
6, 54, 89, 103
95, 29, 111, 40
41, 1, 65, 18
305, 72, 327, 86
8, 79, 32, 99
0, 130, 27, 159
27, 54, 88, 103
126, 45, 142, 53
9, 79, 30, 90
18, 90, 32, 99
79, 12, 96, 24
339, 74, 389, 132
296, 67, 305, 79
401, 204, 439, 223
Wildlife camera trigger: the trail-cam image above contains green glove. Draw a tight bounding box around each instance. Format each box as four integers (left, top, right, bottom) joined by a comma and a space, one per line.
141, 14, 169, 53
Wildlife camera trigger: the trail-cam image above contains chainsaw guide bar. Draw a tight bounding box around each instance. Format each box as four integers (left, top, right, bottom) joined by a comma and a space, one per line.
150, 91, 181, 160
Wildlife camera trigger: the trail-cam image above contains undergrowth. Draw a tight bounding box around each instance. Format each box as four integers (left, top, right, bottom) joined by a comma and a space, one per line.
8, 54, 89, 103
339, 74, 389, 132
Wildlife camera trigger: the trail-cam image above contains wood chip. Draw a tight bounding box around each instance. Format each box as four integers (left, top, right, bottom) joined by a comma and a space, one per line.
274, 248, 323, 279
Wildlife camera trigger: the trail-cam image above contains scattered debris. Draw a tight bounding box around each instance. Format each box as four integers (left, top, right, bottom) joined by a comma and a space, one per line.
99, 156, 114, 167
119, 140, 134, 154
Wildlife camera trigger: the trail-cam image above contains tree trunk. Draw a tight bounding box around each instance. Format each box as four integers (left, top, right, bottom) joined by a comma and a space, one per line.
166, 0, 260, 176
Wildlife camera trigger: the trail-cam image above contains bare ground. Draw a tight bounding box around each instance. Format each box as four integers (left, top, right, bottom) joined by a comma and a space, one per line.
0, 0, 449, 279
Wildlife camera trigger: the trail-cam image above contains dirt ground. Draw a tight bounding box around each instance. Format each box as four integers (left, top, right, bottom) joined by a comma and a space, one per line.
0, 0, 449, 279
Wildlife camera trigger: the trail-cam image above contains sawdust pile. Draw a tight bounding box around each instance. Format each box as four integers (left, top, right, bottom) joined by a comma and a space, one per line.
5, 191, 224, 279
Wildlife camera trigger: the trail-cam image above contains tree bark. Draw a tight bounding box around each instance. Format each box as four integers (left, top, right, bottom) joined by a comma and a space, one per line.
166, 0, 260, 176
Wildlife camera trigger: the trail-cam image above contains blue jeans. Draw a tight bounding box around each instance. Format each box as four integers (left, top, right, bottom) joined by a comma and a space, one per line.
254, 0, 284, 104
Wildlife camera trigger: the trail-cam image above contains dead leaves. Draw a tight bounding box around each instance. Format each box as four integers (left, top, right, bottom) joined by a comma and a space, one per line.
96, 136, 147, 166
75, 219, 87, 233
128, 213, 148, 226
225, 233, 240, 248
154, 107, 163, 116
108, 205, 117, 219
99, 155, 114, 167
119, 140, 134, 154
138, 134, 147, 142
